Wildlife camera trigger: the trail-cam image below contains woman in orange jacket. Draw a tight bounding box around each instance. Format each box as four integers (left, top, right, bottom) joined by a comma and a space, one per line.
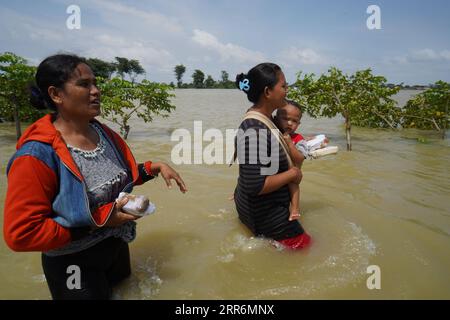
3, 54, 187, 299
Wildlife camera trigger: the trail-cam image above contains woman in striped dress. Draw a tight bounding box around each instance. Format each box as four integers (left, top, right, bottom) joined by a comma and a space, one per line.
233, 63, 311, 250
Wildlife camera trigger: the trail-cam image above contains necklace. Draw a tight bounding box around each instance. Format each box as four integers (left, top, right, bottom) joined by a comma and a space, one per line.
67, 124, 106, 158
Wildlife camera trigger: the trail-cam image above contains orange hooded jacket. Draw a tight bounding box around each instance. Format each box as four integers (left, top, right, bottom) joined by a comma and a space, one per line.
3, 114, 154, 252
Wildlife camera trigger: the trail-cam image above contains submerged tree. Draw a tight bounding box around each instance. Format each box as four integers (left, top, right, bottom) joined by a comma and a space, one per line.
192, 69, 205, 88
174, 64, 186, 88
401, 81, 449, 139
98, 77, 175, 139
288, 67, 401, 151
0, 52, 38, 140
204, 75, 215, 88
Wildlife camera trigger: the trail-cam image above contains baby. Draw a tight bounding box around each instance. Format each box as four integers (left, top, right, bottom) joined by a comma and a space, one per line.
275, 100, 329, 220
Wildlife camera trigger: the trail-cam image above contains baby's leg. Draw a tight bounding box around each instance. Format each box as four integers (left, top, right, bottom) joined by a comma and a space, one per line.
288, 183, 301, 221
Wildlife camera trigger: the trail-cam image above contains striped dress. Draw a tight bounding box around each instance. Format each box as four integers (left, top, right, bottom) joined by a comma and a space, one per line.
234, 118, 305, 241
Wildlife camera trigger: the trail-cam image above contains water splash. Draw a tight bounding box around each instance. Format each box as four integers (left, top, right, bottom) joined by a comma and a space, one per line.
113, 256, 162, 300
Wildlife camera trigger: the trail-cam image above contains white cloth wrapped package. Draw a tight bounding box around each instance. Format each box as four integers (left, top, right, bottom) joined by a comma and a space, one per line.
116, 192, 156, 217
306, 134, 328, 151
295, 134, 338, 159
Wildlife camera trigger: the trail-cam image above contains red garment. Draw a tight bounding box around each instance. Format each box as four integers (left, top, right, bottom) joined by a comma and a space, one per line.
277, 232, 312, 250
290, 133, 304, 144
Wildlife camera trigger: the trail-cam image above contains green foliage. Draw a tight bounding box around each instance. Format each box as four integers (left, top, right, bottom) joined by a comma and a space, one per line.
219, 70, 235, 88
0, 52, 42, 138
114, 57, 145, 82
174, 64, 186, 88
192, 69, 205, 88
85, 58, 116, 79
288, 67, 401, 150
128, 59, 145, 83
401, 81, 449, 135
204, 75, 215, 88
221, 70, 229, 84
98, 77, 176, 139
174, 67, 235, 89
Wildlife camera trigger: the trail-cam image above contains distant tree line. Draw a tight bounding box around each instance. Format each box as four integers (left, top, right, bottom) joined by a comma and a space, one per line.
0, 52, 448, 144
173, 64, 235, 89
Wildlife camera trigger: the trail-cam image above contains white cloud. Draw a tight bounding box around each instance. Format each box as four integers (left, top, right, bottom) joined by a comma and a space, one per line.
0, 6, 178, 78
278, 47, 327, 66
411, 48, 440, 61
83, 34, 177, 73
384, 48, 450, 65
441, 50, 450, 60
86, 0, 183, 34
383, 55, 409, 65
28, 27, 64, 42
191, 29, 266, 64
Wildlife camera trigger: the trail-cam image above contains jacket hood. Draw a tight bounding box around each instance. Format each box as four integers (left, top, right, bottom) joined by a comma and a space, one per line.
17, 114, 85, 180
16, 114, 58, 149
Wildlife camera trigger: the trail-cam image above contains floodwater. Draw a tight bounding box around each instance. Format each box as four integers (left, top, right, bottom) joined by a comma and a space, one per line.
0, 89, 449, 299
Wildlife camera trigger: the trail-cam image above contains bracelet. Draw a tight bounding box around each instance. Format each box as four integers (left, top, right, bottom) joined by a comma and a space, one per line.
143, 161, 157, 177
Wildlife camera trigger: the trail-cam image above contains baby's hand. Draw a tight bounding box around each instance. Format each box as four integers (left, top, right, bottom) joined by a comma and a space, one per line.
283, 133, 293, 145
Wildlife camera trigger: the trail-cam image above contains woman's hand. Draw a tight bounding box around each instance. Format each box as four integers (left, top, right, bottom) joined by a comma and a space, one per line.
105, 197, 139, 227
152, 162, 187, 193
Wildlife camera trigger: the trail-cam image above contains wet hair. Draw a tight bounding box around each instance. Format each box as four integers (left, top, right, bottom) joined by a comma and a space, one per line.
235, 62, 282, 103
30, 54, 86, 111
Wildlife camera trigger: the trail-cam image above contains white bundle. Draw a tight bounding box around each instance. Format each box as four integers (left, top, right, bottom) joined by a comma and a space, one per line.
309, 146, 339, 159
117, 192, 156, 217
306, 134, 328, 152
295, 134, 338, 159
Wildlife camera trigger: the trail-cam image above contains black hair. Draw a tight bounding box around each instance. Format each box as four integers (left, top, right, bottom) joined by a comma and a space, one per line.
30, 54, 86, 111
275, 99, 303, 120
235, 62, 282, 103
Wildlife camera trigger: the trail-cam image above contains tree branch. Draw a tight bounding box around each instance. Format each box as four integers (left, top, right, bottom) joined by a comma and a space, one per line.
371, 107, 397, 129
403, 114, 441, 131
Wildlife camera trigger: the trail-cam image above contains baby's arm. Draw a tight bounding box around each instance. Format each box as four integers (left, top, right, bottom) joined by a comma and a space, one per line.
283, 134, 305, 168
288, 182, 301, 220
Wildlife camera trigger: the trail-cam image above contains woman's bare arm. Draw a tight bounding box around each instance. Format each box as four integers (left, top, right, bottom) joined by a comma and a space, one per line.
258, 167, 302, 195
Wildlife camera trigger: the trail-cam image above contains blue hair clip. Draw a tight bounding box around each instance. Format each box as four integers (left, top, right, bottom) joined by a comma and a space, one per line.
239, 79, 250, 92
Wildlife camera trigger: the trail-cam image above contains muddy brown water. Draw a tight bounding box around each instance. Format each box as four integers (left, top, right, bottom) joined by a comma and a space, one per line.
0, 89, 449, 299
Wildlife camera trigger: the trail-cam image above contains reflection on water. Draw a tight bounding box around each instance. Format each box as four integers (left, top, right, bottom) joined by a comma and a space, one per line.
0, 89, 449, 299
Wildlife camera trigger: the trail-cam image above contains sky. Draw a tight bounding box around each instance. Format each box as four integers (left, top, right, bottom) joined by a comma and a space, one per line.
1, 0, 449, 85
